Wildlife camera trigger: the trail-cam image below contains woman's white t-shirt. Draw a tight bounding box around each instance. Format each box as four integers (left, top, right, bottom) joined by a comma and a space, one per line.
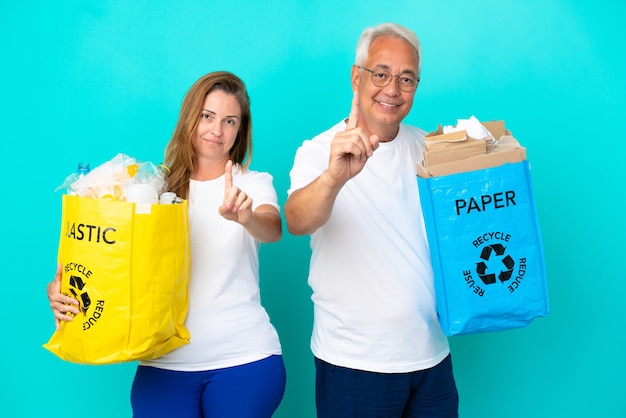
142, 166, 282, 371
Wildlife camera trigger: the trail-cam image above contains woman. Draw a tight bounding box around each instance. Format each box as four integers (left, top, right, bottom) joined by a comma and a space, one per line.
47, 71, 286, 417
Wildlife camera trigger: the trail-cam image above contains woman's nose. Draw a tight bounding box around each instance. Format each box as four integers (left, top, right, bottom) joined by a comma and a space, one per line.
209, 121, 222, 136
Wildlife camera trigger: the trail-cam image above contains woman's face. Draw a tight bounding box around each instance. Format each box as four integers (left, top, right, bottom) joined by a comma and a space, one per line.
192, 89, 241, 165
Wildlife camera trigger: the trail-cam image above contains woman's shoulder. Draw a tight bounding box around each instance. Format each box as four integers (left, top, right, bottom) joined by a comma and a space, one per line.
233, 165, 274, 184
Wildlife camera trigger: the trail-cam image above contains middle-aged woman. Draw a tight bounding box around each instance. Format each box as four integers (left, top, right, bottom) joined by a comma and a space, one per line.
47, 71, 286, 417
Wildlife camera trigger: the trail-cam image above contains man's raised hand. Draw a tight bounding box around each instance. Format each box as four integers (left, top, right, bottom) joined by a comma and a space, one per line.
327, 91, 379, 185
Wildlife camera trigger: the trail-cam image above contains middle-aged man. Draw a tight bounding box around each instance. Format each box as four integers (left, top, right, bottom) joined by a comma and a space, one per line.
285, 22, 459, 417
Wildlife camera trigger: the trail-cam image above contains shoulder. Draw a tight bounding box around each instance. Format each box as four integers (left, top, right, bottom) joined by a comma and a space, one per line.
293, 120, 346, 164
398, 123, 428, 149
400, 123, 428, 139
301, 120, 346, 148
232, 165, 275, 186
232, 165, 279, 208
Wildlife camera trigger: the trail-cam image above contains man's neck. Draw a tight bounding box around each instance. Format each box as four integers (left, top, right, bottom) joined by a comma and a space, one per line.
370, 122, 400, 142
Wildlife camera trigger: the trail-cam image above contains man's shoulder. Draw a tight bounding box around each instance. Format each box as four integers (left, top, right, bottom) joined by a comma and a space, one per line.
400, 123, 428, 138
397, 123, 428, 151
297, 120, 346, 151
311, 119, 346, 141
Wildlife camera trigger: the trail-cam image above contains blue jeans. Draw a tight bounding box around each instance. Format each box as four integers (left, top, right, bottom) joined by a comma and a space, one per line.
315, 354, 458, 418
131, 355, 286, 418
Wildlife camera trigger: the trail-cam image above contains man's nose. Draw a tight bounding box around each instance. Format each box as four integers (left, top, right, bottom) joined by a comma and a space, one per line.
383, 75, 401, 94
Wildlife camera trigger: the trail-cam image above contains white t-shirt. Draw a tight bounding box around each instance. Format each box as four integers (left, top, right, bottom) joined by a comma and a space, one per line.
142, 165, 282, 371
289, 120, 450, 373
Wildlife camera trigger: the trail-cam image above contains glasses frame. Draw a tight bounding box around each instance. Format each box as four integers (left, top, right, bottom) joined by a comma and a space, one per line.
357, 66, 420, 92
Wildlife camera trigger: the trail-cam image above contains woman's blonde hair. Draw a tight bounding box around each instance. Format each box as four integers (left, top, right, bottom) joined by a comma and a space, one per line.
164, 71, 252, 199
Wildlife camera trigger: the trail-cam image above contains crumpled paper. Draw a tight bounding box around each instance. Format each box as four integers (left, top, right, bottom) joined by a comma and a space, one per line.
443, 115, 496, 143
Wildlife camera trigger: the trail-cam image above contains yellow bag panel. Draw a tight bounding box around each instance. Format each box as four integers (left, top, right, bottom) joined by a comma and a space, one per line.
44, 195, 190, 364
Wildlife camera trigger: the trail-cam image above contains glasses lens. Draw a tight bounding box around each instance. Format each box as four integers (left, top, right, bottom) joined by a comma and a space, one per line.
363, 66, 418, 91
372, 71, 417, 91
371, 70, 390, 87
398, 76, 416, 91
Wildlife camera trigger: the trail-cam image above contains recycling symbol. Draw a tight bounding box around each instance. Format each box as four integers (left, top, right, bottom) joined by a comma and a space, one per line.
476, 244, 515, 285
68, 275, 91, 315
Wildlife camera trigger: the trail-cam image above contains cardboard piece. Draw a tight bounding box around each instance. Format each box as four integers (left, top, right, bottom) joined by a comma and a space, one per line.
481, 120, 506, 141
418, 120, 526, 177
425, 127, 467, 146
424, 138, 487, 166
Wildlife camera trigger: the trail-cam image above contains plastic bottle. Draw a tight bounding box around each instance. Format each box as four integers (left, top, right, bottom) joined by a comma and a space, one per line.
159, 192, 177, 204
157, 163, 171, 177
126, 183, 159, 204
77, 162, 91, 178
66, 162, 91, 195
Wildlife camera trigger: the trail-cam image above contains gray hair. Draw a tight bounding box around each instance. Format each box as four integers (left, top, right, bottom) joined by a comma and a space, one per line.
354, 22, 422, 75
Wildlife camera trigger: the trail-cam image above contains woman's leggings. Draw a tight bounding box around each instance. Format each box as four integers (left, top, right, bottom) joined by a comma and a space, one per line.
131, 355, 286, 418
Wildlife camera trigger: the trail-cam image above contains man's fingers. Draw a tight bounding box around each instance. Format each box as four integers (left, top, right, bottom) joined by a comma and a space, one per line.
369, 134, 380, 154
345, 91, 360, 130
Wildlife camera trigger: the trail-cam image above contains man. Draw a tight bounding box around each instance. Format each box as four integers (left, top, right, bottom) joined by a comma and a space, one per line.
285, 23, 459, 417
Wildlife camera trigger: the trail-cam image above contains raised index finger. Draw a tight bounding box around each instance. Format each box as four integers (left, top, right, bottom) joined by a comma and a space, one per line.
345, 90, 360, 130
223, 160, 233, 195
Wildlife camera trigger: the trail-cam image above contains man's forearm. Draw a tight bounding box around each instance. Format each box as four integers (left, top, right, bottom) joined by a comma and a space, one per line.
285, 171, 344, 235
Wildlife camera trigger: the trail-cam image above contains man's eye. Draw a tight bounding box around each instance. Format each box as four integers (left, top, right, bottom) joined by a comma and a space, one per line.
373, 72, 388, 80
400, 76, 414, 85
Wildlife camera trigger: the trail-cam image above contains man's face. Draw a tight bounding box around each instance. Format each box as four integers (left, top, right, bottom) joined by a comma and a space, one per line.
352, 36, 419, 140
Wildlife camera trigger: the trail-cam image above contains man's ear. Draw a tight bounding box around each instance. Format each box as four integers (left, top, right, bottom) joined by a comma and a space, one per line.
351, 65, 360, 91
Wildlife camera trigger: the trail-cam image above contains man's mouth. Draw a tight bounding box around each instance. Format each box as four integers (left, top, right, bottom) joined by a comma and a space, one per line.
374, 99, 401, 110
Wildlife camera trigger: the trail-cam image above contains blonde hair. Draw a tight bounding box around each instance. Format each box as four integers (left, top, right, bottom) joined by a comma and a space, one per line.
164, 71, 252, 199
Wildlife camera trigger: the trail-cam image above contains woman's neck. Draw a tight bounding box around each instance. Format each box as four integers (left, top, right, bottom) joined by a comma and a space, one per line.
192, 158, 229, 181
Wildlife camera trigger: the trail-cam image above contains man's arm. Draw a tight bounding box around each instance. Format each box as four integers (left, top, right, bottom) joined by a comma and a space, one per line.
285, 92, 379, 235
284, 170, 343, 235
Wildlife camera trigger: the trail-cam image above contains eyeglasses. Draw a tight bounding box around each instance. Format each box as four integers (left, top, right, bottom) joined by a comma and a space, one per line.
357, 66, 420, 92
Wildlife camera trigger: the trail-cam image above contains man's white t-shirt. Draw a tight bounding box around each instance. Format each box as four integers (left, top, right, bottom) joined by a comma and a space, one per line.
289, 120, 449, 373
142, 166, 282, 371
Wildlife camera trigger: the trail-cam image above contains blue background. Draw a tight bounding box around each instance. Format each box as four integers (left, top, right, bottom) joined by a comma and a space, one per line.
2, 1, 624, 416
